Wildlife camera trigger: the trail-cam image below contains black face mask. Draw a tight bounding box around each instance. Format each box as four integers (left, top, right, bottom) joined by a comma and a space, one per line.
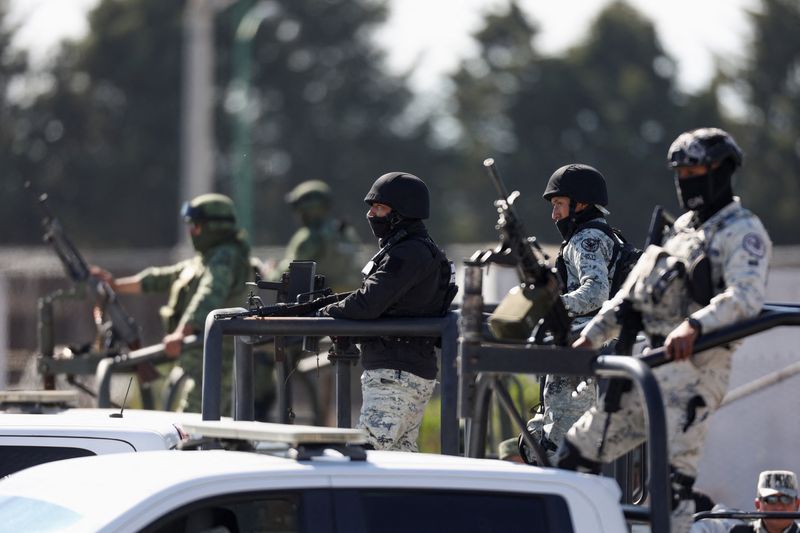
555, 204, 605, 240
556, 218, 574, 240
675, 174, 708, 211
675, 162, 734, 222
366, 214, 393, 239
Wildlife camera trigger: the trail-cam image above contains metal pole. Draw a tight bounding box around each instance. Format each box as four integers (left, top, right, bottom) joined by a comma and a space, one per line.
595, 355, 670, 533
202, 309, 241, 420
439, 311, 460, 455
179, 0, 216, 250
233, 336, 254, 420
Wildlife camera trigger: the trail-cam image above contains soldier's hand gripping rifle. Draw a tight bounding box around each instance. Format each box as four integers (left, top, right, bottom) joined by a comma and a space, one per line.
26, 182, 157, 384
473, 159, 571, 345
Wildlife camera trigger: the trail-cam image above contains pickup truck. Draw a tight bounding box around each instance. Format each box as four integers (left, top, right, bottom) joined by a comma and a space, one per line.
0, 420, 631, 533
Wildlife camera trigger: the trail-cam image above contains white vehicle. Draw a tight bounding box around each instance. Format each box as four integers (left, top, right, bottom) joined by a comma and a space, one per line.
0, 392, 195, 477
0, 420, 630, 533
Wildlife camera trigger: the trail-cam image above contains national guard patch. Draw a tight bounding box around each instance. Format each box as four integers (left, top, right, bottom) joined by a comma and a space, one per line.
742, 233, 766, 258
580, 238, 600, 253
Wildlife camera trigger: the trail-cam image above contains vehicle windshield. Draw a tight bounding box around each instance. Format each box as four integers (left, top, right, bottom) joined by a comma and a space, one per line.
0, 495, 83, 532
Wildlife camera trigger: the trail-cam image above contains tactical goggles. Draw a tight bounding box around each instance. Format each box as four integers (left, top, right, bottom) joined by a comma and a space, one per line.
180, 202, 235, 223
761, 494, 795, 505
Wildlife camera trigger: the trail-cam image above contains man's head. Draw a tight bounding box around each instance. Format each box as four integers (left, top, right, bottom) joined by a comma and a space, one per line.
181, 193, 239, 252
363, 172, 429, 238
754, 470, 799, 532
542, 164, 608, 238
667, 127, 743, 217
285, 180, 332, 225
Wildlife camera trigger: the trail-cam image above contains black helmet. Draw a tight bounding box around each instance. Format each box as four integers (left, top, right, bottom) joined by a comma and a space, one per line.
364, 172, 429, 219
667, 127, 743, 169
542, 164, 608, 206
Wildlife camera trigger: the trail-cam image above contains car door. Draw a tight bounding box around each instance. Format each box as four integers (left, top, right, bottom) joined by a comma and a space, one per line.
139, 489, 335, 533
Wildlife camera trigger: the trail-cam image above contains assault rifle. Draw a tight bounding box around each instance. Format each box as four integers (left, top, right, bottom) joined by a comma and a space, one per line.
26, 182, 156, 387
471, 159, 571, 345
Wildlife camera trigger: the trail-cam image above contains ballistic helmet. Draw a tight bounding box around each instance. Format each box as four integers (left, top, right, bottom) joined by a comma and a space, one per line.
667, 127, 743, 169
181, 193, 237, 227
542, 164, 608, 206
285, 180, 332, 209
364, 172, 429, 219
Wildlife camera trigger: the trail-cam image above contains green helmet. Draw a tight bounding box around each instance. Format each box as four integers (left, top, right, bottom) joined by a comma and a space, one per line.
181, 193, 237, 228
285, 180, 332, 210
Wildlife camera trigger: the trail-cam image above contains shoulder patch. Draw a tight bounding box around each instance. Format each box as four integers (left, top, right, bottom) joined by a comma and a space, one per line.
580, 238, 600, 253
742, 233, 766, 258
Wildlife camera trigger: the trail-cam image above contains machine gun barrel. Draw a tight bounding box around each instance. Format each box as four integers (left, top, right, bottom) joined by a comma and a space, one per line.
27, 182, 142, 351
483, 157, 510, 200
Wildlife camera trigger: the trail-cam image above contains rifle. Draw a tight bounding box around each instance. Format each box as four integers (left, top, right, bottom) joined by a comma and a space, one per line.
26, 182, 158, 386
215, 288, 353, 320
645, 205, 676, 248
472, 159, 571, 345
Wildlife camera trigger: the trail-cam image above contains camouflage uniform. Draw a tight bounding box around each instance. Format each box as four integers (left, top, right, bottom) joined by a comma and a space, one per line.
526, 163, 615, 464
275, 180, 362, 292
137, 194, 253, 413
277, 219, 362, 293
565, 198, 771, 532
526, 221, 615, 459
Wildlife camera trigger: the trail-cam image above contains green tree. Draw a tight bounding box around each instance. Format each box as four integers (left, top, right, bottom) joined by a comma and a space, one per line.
3, 0, 184, 247
730, 0, 800, 243
216, 0, 451, 245
449, 1, 723, 245
3, 0, 450, 247
0, 0, 34, 243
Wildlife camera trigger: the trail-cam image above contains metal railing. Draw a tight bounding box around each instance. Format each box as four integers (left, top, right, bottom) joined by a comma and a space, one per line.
200, 311, 461, 455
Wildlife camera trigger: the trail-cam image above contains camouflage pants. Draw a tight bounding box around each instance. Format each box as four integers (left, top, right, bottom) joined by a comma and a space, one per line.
358, 368, 436, 452
526, 374, 596, 458
565, 346, 732, 532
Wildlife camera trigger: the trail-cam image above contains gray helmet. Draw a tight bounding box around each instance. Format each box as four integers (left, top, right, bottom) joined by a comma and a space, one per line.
285, 180, 332, 208
364, 172, 430, 219
542, 164, 608, 206
667, 127, 743, 169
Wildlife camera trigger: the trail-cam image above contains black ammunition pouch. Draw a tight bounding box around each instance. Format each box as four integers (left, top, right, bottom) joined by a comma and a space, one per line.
597, 376, 633, 413
686, 254, 712, 306
670, 467, 696, 511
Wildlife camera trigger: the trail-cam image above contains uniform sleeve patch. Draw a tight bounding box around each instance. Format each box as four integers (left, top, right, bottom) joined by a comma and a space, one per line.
580, 238, 600, 252
742, 233, 766, 258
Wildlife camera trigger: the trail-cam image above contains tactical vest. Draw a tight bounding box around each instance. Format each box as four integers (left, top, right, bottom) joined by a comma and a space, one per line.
362, 229, 457, 316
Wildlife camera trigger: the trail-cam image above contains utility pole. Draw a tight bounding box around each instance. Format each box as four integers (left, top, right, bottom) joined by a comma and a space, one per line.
178, 0, 216, 254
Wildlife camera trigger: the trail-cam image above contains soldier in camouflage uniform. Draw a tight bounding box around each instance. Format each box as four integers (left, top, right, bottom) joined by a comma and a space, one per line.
557, 128, 772, 533
319, 173, 455, 451
522, 164, 617, 463
273, 180, 362, 292
93, 194, 254, 413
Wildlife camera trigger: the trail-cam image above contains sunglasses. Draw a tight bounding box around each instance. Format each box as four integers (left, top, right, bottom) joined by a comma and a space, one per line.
761, 494, 795, 505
